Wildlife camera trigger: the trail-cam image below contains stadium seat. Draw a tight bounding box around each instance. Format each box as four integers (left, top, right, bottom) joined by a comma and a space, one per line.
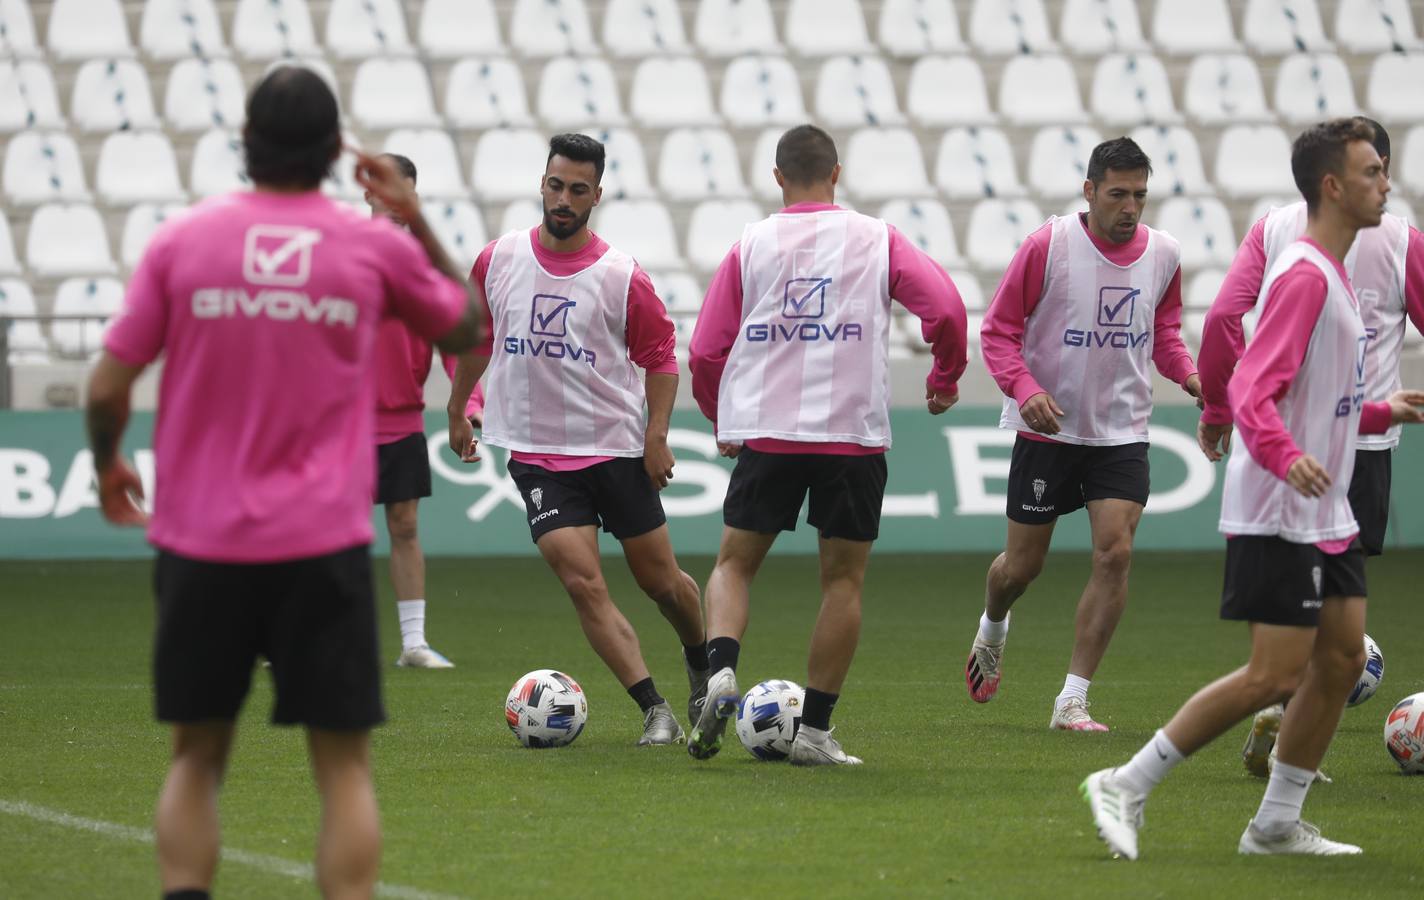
71, 59, 159, 132
382, 129, 466, 197
1186, 268, 1226, 309
1153, 197, 1236, 268
472, 129, 547, 202
630, 57, 717, 127
1183, 54, 1272, 124
785, 0, 874, 56
3, 131, 90, 204
51, 276, 123, 358
878, 0, 966, 56
1150, 0, 1239, 54
603, 0, 689, 56
1028, 126, 1105, 198
120, 202, 186, 268
422, 199, 488, 271
966, 199, 1045, 271
25, 203, 116, 275
719, 56, 807, 127
510, 0, 596, 58
934, 127, 1025, 199
1335, 0, 1421, 53
189, 128, 248, 197
326, 0, 412, 58
1400, 126, 1424, 196
1215, 126, 1296, 197
319, 130, 365, 201
1367, 54, 1424, 122
969, 0, 1055, 54
0, 60, 65, 130
6, 318, 50, 364
647, 271, 705, 314
748, 127, 786, 201
1060, 195, 1090, 217
1246, 195, 1299, 223
351, 58, 440, 129
582, 127, 655, 200
1090, 54, 1180, 125
594, 201, 682, 269
879, 199, 963, 268
445, 59, 533, 129
418, 0, 502, 56
1274, 54, 1356, 124
686, 200, 762, 270
0, 0, 41, 58
1059, 0, 1147, 52
0, 276, 35, 313
498, 199, 542, 236
906, 57, 993, 126
47, 0, 132, 59
140, 0, 227, 59
842, 129, 931, 201
163, 58, 245, 131
537, 57, 625, 127
1387, 196, 1418, 228
96, 131, 185, 204
232, 0, 319, 58
815, 55, 905, 128
999, 56, 1086, 124
1243, 0, 1332, 54
949, 269, 984, 311
0, 212, 19, 274
658, 128, 748, 200
1130, 125, 1211, 196
694, 0, 781, 56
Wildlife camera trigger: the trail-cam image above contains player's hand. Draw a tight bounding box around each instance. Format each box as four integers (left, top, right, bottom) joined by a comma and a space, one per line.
717, 441, 742, 459
448, 413, 480, 462
927, 387, 958, 415
1185, 373, 1205, 411
1019, 392, 1064, 435
352, 148, 419, 225
1286, 454, 1332, 498
1386, 389, 1424, 424
644, 434, 675, 490
1197, 420, 1233, 462
97, 460, 148, 526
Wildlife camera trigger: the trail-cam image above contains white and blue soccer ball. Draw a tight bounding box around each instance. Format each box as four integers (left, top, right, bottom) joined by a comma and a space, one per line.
1347, 634, 1384, 707
1384, 692, 1424, 774
735, 679, 804, 761
505, 669, 588, 749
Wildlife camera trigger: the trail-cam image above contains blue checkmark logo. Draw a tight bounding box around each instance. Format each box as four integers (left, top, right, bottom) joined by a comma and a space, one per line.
782, 277, 832, 319
1097, 286, 1140, 329
530, 293, 576, 336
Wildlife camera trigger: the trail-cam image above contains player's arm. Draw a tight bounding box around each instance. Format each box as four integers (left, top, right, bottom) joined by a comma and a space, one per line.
447, 249, 496, 462
1199, 218, 1268, 425
1150, 266, 1200, 401
884, 225, 966, 414
981, 223, 1064, 433
1402, 226, 1424, 336
627, 267, 680, 488
688, 244, 743, 434
86, 352, 148, 525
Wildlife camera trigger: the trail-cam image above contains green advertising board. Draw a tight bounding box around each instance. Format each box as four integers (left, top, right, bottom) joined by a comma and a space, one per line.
3, 407, 1422, 558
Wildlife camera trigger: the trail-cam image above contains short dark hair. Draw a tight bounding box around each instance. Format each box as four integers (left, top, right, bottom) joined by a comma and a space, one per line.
775, 125, 838, 186
1291, 117, 1377, 212
547, 133, 605, 183
382, 153, 417, 185
1085, 137, 1153, 184
1359, 116, 1391, 163
243, 66, 340, 190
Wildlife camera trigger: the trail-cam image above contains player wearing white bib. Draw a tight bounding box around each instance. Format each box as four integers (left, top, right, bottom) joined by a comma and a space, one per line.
969, 138, 1202, 731
1083, 118, 1424, 860
448, 134, 708, 747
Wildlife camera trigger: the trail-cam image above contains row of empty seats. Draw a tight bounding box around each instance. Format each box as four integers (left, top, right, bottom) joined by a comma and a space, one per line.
6, 0, 1421, 61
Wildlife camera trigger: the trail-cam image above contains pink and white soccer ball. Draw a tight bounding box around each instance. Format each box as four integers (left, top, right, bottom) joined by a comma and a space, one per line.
735, 679, 804, 761
1346, 634, 1384, 707
504, 669, 588, 749
1384, 692, 1424, 774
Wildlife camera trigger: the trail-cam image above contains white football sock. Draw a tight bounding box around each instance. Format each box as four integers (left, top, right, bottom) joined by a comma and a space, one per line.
1253, 761, 1313, 836
1055, 673, 1091, 708
397, 599, 426, 651
1115, 729, 1185, 796
977, 610, 1010, 643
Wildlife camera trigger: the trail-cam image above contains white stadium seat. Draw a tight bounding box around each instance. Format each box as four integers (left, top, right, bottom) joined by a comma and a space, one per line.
586, 128, 656, 200
1151, 0, 1239, 55
0, 276, 36, 312
498, 199, 542, 237
164, 58, 246, 132
1215, 125, 1297, 197
382, 129, 467, 197
999, 56, 1086, 125
472, 129, 547, 202
0, 0, 40, 58
1247, 196, 1300, 224
1153, 197, 1236, 268
232, 0, 319, 59
1335, 0, 1421, 53
1028, 126, 1105, 198
694, 0, 780, 56
326, 0, 412, 58
6, 318, 50, 363
785, 0, 874, 56
47, 0, 132, 59
510, 0, 596, 58
969, 0, 1055, 55
934, 126, 1025, 199
1059, 0, 1147, 53
966, 199, 1045, 271
1090, 54, 1180, 125
815, 55, 905, 128
604, 0, 689, 56
748, 128, 785, 201
3, 131, 90, 204
96, 131, 185, 204
647, 271, 704, 314
1367, 54, 1424, 122
52, 276, 123, 358
445, 59, 533, 129
1186, 268, 1227, 310
423, 199, 488, 271
26, 203, 116, 276
907, 57, 993, 126
351, 58, 440, 129
418, 0, 501, 56
189, 128, 248, 197
630, 57, 717, 127
878, 0, 966, 56
321, 130, 365, 201
1387, 196, 1418, 228
719, 56, 807, 128
1400, 126, 1424, 196
1130, 125, 1211, 196
842, 128, 931, 200
140, 0, 227, 59
71, 59, 159, 132
594, 201, 682, 269
686, 200, 762, 271
1274, 54, 1357, 124
950, 270, 985, 311
0, 60, 65, 130
538, 57, 625, 127
0, 212, 19, 273
658, 128, 748, 201
120, 203, 186, 268
879, 199, 963, 268
1183, 54, 1272, 124
1243, 0, 1332, 54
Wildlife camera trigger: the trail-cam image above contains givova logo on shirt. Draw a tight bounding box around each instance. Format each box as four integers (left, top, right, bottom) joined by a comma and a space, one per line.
746, 277, 864, 342
193, 225, 356, 327
1336, 334, 1369, 417
504, 293, 597, 366
1063, 286, 1149, 349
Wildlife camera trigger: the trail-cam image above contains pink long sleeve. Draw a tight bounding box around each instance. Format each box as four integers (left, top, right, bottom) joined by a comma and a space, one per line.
980, 222, 1052, 406
625, 265, 679, 375
886, 225, 968, 395
1405, 226, 1424, 336
688, 242, 744, 424
1200, 218, 1269, 425
1150, 267, 1197, 385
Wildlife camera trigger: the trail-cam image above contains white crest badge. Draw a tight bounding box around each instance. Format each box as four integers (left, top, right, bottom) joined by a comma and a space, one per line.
1032, 478, 1047, 505
530, 487, 544, 511
1311, 565, 1322, 597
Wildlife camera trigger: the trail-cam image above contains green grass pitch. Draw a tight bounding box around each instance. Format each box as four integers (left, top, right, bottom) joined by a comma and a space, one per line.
1, 550, 1421, 898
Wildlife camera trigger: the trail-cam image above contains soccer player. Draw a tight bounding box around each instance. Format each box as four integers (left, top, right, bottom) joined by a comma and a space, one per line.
685, 124, 968, 765
86, 68, 482, 899
969, 137, 1201, 731
447, 133, 709, 746
1083, 118, 1424, 859
367, 151, 486, 669
1196, 119, 1424, 777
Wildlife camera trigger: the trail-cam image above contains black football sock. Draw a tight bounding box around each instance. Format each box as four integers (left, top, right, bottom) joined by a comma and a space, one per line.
682, 640, 710, 671
627, 677, 664, 713
707, 637, 741, 674
802, 688, 840, 732
163, 891, 211, 900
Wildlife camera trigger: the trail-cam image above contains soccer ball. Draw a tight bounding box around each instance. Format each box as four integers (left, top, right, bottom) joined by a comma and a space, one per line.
1346, 633, 1384, 707
1384, 692, 1424, 774
735, 679, 804, 760
504, 669, 588, 749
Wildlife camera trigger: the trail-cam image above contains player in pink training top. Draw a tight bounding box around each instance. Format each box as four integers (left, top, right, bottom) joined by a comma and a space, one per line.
686, 124, 968, 765
972, 137, 1202, 732
85, 68, 482, 900
1083, 118, 1424, 861
447, 133, 708, 747
367, 151, 487, 670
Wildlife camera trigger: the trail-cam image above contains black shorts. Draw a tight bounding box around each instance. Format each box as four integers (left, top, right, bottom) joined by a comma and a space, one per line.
723, 448, 888, 542
1006, 437, 1150, 524
376, 432, 432, 505
507, 457, 666, 543
153, 545, 385, 730
1220, 535, 1368, 627
1348, 448, 1392, 556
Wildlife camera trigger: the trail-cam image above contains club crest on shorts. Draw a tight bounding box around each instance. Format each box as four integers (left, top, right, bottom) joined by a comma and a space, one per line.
1311, 565, 1322, 596
530, 487, 543, 511
1032, 478, 1047, 505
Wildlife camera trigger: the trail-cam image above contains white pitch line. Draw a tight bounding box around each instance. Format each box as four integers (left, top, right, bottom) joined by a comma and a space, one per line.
0, 799, 463, 900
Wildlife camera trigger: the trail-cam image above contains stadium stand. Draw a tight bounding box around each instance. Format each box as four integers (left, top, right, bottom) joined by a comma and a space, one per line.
417, 0, 503, 57
877, 0, 966, 56
0, 59, 65, 130
906, 56, 994, 125
139, 0, 226, 60
604, 0, 690, 56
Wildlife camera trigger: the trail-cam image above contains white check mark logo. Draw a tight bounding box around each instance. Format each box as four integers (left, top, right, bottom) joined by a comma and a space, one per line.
534, 300, 575, 330
253, 230, 321, 275
786, 278, 831, 313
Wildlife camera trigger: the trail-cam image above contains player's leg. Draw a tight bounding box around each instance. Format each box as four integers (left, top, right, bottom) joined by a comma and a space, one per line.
619, 524, 709, 724
307, 728, 381, 899
384, 499, 451, 669
156, 722, 236, 894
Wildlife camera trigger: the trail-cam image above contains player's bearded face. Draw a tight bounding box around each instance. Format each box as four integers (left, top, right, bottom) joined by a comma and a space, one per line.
541, 158, 601, 241
1087, 168, 1149, 244
1337, 140, 1390, 229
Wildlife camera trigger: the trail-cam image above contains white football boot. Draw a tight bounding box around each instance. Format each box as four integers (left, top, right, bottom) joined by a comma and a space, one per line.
1050, 696, 1109, 732
395, 645, 455, 669
687, 667, 739, 760
1239, 820, 1361, 856
637, 701, 685, 746
1242, 704, 1283, 777
788, 725, 862, 766
1081, 768, 1147, 860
